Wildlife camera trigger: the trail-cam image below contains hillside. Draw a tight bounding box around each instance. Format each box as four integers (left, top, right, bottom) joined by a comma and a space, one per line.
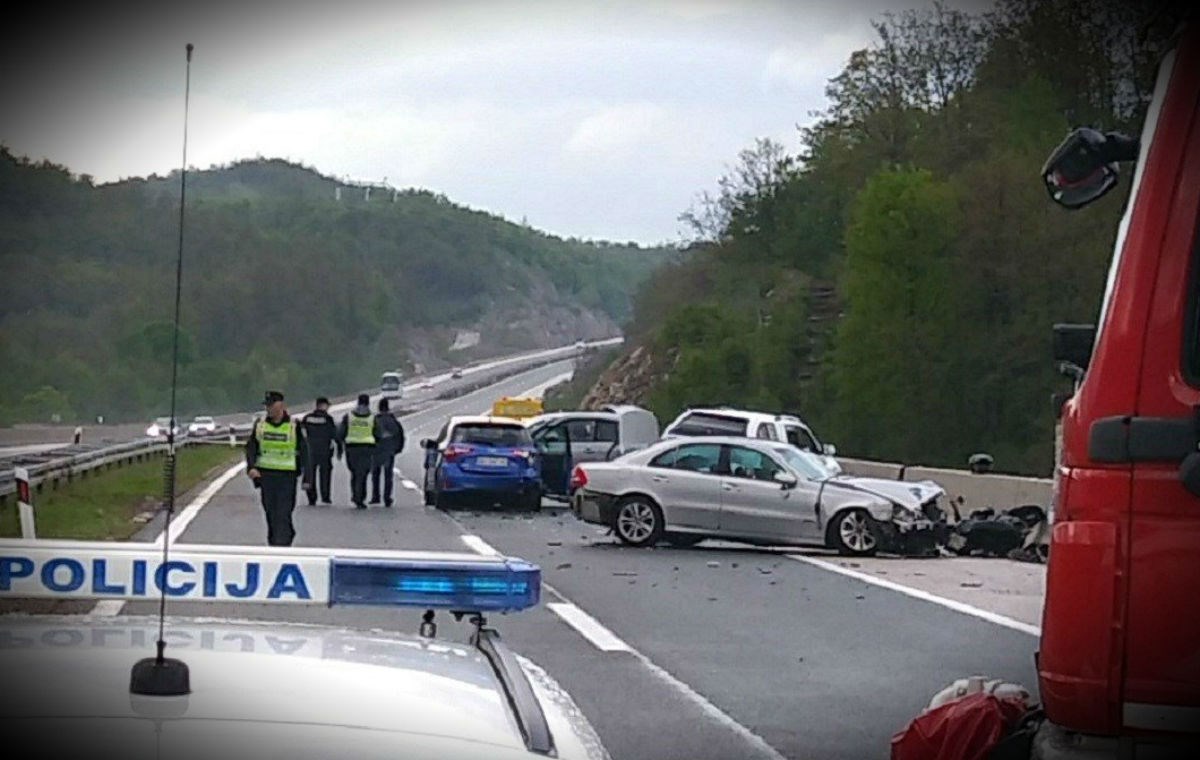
574, 0, 1180, 477
0, 153, 677, 424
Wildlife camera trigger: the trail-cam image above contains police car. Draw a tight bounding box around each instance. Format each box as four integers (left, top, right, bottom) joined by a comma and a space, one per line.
0, 539, 609, 760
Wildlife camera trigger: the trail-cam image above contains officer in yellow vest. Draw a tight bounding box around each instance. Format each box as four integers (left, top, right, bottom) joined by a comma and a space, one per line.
338, 393, 380, 510
245, 390, 310, 545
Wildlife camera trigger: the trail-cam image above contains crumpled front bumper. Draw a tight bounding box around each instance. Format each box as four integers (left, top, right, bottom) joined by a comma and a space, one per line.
877, 515, 946, 557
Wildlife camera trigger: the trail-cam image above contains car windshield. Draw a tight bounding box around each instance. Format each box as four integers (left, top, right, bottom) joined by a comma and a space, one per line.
194, 417, 213, 424
450, 423, 532, 447
774, 446, 837, 480
154, 417, 172, 426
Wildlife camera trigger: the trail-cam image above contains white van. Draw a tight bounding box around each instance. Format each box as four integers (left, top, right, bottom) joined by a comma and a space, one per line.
526, 405, 660, 499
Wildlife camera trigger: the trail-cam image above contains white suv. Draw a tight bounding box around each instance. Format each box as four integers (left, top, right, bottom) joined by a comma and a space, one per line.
661, 407, 841, 472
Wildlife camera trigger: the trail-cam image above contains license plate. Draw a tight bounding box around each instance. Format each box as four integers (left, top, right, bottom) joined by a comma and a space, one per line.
476, 456, 508, 467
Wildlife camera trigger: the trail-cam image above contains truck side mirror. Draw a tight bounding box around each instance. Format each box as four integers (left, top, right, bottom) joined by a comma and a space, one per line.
1054, 323, 1096, 374
420, 438, 435, 450
1041, 128, 1136, 209
1181, 452, 1200, 499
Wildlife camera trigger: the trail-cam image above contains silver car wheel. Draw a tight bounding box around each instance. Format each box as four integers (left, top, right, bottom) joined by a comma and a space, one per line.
839, 511, 877, 553
617, 501, 656, 543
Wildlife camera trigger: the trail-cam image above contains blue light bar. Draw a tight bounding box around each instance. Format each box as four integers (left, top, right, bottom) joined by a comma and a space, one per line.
0, 540, 542, 612
329, 557, 540, 612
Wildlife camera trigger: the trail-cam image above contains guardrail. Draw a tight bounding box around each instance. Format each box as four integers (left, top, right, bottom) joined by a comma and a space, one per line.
0, 436, 236, 504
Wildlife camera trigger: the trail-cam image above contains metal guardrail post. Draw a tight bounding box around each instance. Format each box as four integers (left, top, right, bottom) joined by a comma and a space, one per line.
16, 467, 35, 539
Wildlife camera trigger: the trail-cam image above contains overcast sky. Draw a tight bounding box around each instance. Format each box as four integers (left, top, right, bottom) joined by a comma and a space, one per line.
1, 0, 995, 245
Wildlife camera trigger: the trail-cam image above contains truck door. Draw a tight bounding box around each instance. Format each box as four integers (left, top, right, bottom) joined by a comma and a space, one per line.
1123, 51, 1200, 732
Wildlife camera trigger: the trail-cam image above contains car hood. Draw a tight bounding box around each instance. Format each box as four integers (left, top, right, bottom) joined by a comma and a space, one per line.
0, 615, 608, 760
825, 476, 944, 512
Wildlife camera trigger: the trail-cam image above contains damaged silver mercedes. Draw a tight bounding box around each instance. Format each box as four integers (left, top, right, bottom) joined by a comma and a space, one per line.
570, 436, 946, 556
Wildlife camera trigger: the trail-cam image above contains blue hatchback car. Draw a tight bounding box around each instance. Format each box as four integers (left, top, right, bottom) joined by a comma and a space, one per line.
422, 416, 542, 510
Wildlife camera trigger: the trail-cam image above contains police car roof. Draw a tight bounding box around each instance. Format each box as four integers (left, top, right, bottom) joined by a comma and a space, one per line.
1, 614, 606, 760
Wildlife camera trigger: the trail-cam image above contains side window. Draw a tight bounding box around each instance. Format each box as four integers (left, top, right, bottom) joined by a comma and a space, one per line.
670, 412, 748, 436
785, 426, 818, 451
728, 447, 782, 481
536, 424, 568, 454
651, 444, 721, 473
567, 419, 596, 441
594, 420, 619, 443
435, 422, 449, 443
755, 423, 777, 440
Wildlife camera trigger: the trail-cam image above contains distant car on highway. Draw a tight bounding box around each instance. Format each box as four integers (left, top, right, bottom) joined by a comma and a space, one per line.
422, 416, 542, 510
570, 436, 943, 556
381, 371, 404, 400
145, 416, 185, 438
187, 415, 217, 434
661, 407, 840, 472
451, 367, 464, 379
525, 406, 660, 500
420, 379, 435, 390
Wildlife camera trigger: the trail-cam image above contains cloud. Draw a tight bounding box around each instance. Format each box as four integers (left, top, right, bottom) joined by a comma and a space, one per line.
565, 103, 674, 159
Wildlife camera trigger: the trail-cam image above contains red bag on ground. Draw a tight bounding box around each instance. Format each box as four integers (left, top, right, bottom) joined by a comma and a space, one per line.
890, 692, 1029, 760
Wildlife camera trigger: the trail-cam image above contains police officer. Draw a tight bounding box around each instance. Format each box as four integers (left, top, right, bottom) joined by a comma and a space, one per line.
370, 397, 405, 507
339, 393, 376, 510
301, 396, 342, 506
245, 390, 310, 546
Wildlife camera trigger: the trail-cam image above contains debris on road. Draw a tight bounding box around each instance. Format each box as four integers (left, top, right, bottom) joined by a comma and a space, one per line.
612, 571, 637, 577
547, 540, 562, 546
947, 504, 1048, 562
855, 594, 865, 600
555, 563, 573, 570
706, 561, 720, 568
960, 581, 984, 588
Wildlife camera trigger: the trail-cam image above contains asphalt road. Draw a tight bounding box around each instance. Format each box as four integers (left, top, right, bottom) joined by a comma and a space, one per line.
115, 360, 1039, 760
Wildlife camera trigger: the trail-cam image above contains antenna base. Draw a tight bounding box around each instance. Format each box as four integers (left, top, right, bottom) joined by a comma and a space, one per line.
130, 656, 191, 697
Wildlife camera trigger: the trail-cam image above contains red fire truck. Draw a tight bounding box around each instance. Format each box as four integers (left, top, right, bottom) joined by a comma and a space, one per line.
1038, 13, 1200, 756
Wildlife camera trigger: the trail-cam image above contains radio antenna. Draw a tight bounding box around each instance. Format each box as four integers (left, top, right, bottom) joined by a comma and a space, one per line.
131, 42, 194, 697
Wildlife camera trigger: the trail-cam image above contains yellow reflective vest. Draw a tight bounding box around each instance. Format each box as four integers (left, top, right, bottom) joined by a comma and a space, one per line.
346, 412, 375, 445
255, 419, 298, 471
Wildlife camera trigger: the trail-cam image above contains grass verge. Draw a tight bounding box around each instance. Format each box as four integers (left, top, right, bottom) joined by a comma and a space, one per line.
1, 444, 240, 540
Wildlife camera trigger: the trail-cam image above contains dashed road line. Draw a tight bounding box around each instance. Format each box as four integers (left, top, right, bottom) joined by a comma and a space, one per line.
456, 532, 787, 760
545, 602, 632, 652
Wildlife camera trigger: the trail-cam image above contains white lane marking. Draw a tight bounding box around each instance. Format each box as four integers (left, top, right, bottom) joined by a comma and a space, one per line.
546, 602, 632, 652
787, 554, 1041, 637
540, 579, 786, 760
402, 479, 419, 491
0, 442, 72, 457
460, 534, 501, 556
157, 461, 248, 547
92, 460, 247, 617
457, 532, 786, 760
